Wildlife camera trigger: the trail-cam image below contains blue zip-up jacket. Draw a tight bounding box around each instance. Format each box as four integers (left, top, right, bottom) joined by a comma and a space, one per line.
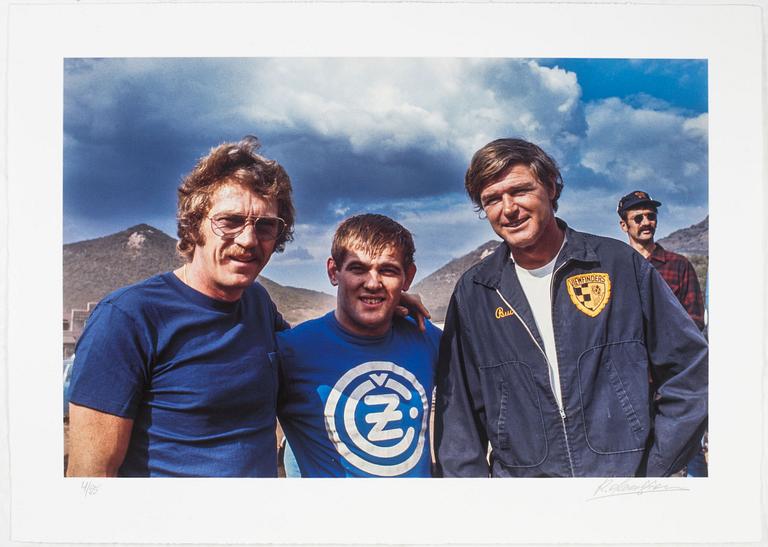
434, 222, 708, 477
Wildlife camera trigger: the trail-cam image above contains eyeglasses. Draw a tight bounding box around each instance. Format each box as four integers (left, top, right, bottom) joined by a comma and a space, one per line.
631, 212, 657, 224
209, 214, 285, 241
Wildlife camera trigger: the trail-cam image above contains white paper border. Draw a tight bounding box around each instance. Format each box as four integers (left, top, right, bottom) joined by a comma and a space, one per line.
3, 1, 765, 545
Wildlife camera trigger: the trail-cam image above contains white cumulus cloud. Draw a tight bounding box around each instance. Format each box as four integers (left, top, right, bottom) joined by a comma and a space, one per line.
580, 98, 708, 196
234, 58, 585, 160
66, 57, 587, 167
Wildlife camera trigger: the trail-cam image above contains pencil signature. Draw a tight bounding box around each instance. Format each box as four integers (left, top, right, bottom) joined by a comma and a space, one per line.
587, 478, 689, 501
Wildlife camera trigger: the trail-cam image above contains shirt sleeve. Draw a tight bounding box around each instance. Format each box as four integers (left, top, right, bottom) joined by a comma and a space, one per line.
678, 259, 705, 331
272, 301, 291, 332
425, 320, 443, 356
68, 301, 151, 418
274, 332, 298, 418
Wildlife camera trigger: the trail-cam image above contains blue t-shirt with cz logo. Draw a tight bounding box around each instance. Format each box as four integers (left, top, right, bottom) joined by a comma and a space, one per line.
277, 312, 440, 477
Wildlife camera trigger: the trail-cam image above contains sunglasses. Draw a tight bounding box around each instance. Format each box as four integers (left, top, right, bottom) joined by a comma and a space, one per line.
209, 214, 286, 241
631, 212, 657, 224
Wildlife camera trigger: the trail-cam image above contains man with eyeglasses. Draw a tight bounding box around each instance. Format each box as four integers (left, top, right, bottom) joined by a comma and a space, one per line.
434, 138, 708, 477
617, 191, 705, 330
67, 136, 293, 477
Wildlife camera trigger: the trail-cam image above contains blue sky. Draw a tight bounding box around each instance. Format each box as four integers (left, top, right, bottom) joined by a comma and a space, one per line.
64, 58, 708, 292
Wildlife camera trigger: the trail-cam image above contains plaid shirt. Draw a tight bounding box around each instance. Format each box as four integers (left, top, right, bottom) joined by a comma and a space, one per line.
649, 243, 705, 330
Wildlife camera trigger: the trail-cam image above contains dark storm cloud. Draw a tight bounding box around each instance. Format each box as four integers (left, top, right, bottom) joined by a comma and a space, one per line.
64, 58, 262, 224
64, 58, 474, 229
268, 134, 467, 224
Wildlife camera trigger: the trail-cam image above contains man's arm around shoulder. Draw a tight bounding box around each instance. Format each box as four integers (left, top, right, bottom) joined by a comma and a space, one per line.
67, 403, 134, 477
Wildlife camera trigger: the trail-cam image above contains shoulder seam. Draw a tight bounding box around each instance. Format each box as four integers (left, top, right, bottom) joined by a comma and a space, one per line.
101, 296, 157, 364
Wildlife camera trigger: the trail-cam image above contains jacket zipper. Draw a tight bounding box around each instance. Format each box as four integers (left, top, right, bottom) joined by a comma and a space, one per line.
496, 282, 576, 477
549, 261, 576, 477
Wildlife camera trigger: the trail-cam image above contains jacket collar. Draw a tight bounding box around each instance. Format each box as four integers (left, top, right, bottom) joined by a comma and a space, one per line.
472, 218, 600, 289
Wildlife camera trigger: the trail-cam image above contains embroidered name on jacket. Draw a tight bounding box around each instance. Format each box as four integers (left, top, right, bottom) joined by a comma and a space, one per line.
495, 307, 514, 319
565, 272, 612, 317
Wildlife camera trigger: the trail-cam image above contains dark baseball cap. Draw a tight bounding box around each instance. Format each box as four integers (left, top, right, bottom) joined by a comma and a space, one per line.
617, 190, 662, 216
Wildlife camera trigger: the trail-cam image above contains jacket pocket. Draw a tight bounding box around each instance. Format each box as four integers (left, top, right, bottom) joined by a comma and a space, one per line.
478, 361, 548, 467
577, 341, 650, 454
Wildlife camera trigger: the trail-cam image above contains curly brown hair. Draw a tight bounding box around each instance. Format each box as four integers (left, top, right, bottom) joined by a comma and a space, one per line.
176, 136, 295, 260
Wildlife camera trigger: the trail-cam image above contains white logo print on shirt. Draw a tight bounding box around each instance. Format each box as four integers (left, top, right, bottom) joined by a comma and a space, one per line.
324, 361, 428, 476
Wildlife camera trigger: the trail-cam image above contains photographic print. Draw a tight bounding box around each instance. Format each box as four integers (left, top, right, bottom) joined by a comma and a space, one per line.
4, 2, 764, 545
62, 56, 710, 479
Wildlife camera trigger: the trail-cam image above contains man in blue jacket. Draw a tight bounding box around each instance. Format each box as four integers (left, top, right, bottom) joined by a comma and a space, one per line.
433, 138, 708, 477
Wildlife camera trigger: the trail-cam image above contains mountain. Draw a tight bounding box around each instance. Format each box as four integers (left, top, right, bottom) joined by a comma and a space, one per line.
657, 215, 708, 255
412, 216, 710, 323
64, 224, 183, 317
63, 224, 334, 326
255, 276, 335, 325
65, 216, 709, 328
411, 239, 501, 323
657, 215, 709, 287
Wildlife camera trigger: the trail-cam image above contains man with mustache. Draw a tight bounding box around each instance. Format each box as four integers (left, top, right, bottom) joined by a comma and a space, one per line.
277, 214, 441, 477
434, 138, 708, 477
617, 191, 705, 330
67, 136, 294, 477
618, 190, 707, 477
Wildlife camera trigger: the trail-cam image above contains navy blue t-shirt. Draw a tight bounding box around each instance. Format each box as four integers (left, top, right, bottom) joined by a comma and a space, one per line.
68, 272, 288, 477
277, 313, 441, 477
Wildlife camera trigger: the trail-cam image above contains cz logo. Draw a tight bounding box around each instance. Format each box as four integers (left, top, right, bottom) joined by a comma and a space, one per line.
324, 361, 428, 477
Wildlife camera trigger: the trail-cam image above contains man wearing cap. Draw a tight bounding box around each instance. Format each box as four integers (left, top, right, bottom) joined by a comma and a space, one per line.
618, 191, 705, 330
434, 138, 708, 478
618, 190, 708, 476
